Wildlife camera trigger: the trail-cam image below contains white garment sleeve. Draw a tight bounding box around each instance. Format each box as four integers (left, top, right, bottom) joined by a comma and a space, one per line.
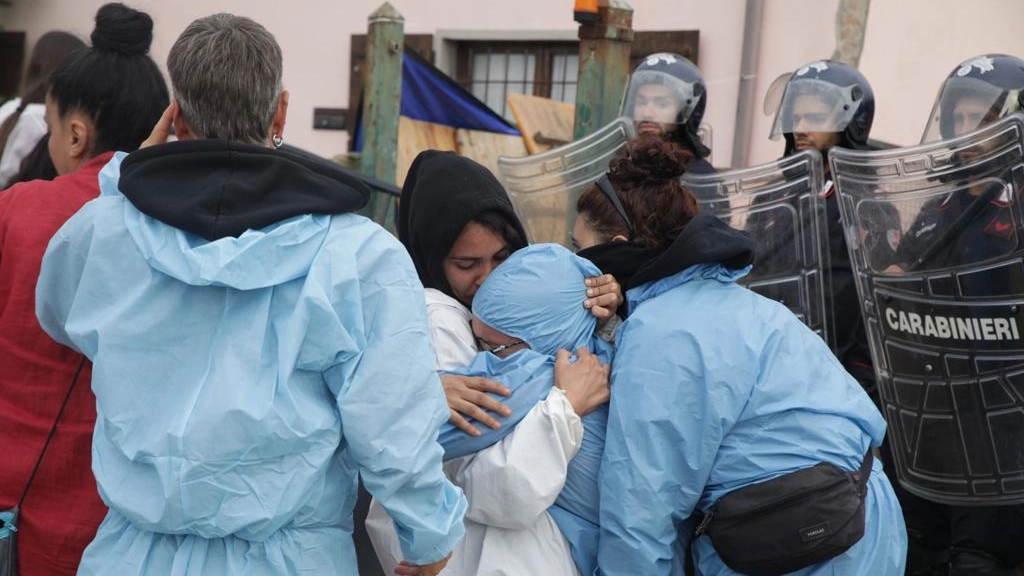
0, 104, 46, 186
424, 290, 477, 371
445, 388, 583, 531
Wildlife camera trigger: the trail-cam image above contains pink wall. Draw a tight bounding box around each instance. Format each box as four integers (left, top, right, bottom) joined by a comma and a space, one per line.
4, 0, 1022, 166
858, 0, 1024, 148
745, 0, 840, 166
0, 0, 746, 160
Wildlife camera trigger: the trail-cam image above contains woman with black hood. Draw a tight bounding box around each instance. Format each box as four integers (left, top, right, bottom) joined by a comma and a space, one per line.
364, 150, 619, 575
396, 149, 621, 431
583, 137, 906, 576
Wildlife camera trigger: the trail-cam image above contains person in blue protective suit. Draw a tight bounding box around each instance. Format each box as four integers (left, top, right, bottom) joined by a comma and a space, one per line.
368, 243, 611, 576
367, 150, 619, 576
34, 13, 466, 576
445, 243, 612, 576
592, 135, 907, 576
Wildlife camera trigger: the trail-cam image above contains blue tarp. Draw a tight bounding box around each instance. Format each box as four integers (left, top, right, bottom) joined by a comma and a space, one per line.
354, 49, 520, 151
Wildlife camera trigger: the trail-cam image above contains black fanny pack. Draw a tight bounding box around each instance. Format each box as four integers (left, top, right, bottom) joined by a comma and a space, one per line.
692, 450, 873, 576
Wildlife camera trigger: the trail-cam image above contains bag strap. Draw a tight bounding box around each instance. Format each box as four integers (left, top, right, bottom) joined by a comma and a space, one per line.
16, 357, 87, 509
853, 447, 874, 496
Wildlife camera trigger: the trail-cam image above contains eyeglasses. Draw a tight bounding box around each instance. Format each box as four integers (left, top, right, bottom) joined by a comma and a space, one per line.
595, 174, 634, 238
477, 337, 526, 355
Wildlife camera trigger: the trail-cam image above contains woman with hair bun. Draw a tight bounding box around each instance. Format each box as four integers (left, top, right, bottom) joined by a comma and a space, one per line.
573, 136, 697, 291
0, 4, 168, 576
583, 136, 907, 575
0, 30, 86, 188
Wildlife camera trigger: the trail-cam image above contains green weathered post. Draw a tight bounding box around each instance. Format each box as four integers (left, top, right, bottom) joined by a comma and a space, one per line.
573, 0, 633, 141
360, 2, 404, 225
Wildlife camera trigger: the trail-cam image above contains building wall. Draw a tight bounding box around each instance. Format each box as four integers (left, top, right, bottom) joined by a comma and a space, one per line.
858, 0, 1024, 149
3, 0, 1024, 166
0, 0, 745, 160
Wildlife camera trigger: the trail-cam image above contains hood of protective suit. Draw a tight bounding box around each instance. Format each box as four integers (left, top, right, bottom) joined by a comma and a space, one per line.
108, 141, 370, 289
473, 243, 600, 356
398, 150, 528, 298
629, 212, 754, 289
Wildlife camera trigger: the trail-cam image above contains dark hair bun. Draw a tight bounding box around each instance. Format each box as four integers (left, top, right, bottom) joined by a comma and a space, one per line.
611, 134, 694, 185
91, 3, 154, 56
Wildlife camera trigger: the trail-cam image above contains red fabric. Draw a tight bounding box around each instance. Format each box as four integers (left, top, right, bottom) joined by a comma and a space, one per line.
0, 153, 114, 576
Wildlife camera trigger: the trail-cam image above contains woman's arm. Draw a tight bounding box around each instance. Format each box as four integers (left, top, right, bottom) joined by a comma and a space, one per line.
446, 388, 582, 530
445, 349, 609, 530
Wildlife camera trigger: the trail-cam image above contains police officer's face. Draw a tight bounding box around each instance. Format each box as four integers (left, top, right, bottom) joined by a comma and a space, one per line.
788, 94, 840, 154
443, 222, 512, 308
633, 84, 681, 136
952, 96, 995, 137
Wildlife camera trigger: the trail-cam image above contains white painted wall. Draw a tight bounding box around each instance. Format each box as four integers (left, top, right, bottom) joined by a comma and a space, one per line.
3, 0, 1023, 167
744, 0, 840, 167
858, 0, 1024, 148
0, 0, 746, 160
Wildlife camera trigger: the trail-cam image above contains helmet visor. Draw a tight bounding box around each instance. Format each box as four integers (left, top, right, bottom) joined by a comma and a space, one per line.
769, 79, 863, 140
621, 70, 701, 130
920, 76, 1020, 143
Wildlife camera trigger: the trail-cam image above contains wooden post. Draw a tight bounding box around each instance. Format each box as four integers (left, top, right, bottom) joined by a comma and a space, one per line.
360, 2, 404, 225
573, 0, 633, 141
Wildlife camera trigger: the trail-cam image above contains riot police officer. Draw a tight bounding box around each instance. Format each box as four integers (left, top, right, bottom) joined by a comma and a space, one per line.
889, 54, 1024, 576
620, 52, 714, 173
766, 59, 896, 391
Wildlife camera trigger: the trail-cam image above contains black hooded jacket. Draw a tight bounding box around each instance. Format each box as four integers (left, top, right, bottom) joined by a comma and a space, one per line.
629, 212, 755, 290
118, 139, 370, 240
397, 150, 527, 298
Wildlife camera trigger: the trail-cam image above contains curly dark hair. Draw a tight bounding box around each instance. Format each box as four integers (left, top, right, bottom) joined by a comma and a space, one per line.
576, 134, 700, 251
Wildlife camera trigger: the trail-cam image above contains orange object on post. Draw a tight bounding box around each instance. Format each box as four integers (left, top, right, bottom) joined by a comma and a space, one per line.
573, 0, 599, 23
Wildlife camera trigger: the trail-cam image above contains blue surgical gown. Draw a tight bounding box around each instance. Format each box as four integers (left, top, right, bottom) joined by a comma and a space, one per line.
597, 262, 907, 576
35, 154, 467, 576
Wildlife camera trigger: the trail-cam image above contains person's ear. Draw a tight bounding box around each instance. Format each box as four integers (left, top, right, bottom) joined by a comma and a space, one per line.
66, 113, 92, 163
269, 90, 289, 143
170, 99, 195, 140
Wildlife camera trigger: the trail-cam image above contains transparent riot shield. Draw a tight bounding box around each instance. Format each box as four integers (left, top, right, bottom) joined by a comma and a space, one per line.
682, 150, 832, 346
832, 113, 1024, 505
497, 117, 636, 246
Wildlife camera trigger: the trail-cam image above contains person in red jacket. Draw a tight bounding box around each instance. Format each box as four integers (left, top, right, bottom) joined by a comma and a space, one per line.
0, 4, 168, 575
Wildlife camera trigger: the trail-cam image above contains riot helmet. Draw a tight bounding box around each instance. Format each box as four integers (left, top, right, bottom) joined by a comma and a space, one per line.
766, 60, 875, 156
621, 52, 710, 158
921, 54, 1024, 143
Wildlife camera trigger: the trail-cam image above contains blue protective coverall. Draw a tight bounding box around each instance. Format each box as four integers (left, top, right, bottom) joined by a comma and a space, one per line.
35, 146, 467, 576
597, 213, 907, 576
439, 244, 611, 576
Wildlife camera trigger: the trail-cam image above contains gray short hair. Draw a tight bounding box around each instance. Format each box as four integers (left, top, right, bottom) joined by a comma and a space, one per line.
167, 13, 282, 144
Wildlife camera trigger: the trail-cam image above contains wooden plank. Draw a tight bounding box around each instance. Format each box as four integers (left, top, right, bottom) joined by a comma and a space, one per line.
455, 129, 528, 177
506, 93, 576, 155
396, 116, 458, 186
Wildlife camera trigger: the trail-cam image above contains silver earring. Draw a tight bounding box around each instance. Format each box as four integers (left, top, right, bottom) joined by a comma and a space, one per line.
271, 133, 284, 148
